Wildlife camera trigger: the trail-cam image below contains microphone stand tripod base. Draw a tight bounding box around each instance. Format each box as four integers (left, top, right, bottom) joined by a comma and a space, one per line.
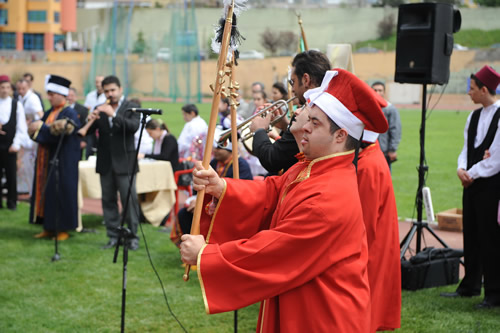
52, 253, 61, 262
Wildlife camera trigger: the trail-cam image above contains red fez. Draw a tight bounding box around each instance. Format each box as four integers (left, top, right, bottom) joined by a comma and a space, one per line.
474, 65, 500, 92
0, 75, 10, 83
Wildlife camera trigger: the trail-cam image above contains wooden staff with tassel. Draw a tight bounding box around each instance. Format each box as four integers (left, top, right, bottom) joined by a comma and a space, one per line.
183, 0, 244, 281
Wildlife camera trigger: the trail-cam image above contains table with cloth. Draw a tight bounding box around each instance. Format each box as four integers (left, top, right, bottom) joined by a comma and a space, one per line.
77, 158, 177, 230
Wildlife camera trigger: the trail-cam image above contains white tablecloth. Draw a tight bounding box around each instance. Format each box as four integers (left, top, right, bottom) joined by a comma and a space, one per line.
78, 159, 177, 229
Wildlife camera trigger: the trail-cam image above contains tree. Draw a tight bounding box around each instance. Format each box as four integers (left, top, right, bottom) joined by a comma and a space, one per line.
133, 31, 147, 54
377, 13, 395, 40
279, 31, 298, 53
476, 0, 500, 6
260, 28, 280, 56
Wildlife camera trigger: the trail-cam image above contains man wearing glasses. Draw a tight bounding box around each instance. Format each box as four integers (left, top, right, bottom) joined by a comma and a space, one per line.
249, 50, 332, 174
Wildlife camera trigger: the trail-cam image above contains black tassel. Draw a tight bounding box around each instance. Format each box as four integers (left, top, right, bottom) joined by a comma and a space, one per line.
215, 13, 245, 66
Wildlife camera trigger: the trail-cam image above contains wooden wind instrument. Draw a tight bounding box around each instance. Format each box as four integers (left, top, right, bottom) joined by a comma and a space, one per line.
183, 0, 236, 282
77, 99, 110, 137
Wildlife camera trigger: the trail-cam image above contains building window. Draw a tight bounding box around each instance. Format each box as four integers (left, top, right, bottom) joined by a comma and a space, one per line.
54, 12, 60, 23
0, 32, 16, 50
54, 34, 65, 51
0, 9, 7, 25
28, 10, 47, 23
23, 33, 44, 50
0, 0, 7, 3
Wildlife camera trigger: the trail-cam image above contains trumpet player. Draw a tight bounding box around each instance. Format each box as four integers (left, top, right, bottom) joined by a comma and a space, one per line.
249, 50, 331, 174
84, 75, 141, 251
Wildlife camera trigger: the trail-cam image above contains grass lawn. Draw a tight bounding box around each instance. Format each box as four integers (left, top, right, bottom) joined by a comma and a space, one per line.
2, 102, 499, 331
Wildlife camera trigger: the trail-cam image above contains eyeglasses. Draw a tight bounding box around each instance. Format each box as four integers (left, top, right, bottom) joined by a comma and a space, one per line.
288, 79, 294, 86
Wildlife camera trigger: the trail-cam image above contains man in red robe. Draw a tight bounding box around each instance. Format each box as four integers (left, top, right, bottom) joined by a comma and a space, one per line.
358, 130, 401, 332
180, 69, 388, 332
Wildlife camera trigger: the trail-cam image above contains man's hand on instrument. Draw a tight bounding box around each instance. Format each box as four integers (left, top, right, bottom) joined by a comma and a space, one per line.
192, 160, 224, 199
95, 103, 114, 117
457, 168, 473, 188
180, 234, 205, 265
88, 109, 101, 122
249, 107, 272, 132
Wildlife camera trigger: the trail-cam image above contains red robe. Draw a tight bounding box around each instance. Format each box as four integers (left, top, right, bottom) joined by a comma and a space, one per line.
197, 151, 371, 332
357, 142, 401, 332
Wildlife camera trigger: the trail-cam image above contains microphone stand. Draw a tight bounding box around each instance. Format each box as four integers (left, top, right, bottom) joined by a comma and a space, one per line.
112, 111, 158, 333
42, 119, 72, 262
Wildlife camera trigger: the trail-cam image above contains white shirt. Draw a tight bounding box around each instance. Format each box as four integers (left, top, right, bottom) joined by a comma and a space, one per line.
21, 89, 43, 121
108, 95, 124, 128
457, 100, 500, 179
84, 89, 106, 111
178, 115, 208, 158
0, 96, 30, 150
134, 114, 154, 154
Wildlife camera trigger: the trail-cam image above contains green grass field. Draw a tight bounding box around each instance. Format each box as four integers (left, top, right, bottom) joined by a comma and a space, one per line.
1, 102, 500, 332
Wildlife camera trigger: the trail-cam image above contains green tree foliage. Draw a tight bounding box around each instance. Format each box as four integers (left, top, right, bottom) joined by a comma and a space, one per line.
475, 0, 500, 6
377, 13, 396, 40
133, 31, 147, 54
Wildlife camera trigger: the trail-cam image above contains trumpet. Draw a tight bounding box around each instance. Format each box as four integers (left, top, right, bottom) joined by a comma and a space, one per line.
77, 99, 109, 137
218, 97, 297, 145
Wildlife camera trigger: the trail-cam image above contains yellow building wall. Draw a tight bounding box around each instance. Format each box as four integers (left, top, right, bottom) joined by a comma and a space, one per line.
27, 0, 62, 34
0, 1, 25, 33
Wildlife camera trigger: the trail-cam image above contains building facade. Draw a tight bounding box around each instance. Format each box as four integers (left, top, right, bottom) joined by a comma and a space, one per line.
0, 0, 76, 52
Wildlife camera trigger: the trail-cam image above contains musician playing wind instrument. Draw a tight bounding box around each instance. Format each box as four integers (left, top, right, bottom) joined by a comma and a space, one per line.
249, 50, 331, 174
180, 69, 388, 332
84, 75, 141, 250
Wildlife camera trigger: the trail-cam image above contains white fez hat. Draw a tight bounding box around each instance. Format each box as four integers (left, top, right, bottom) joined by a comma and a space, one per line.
304, 69, 388, 140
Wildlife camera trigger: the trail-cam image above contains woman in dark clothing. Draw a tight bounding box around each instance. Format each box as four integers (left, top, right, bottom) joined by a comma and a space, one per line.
140, 119, 180, 171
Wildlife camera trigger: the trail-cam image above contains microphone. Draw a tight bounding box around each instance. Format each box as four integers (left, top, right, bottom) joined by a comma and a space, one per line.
128, 108, 163, 115
63, 116, 78, 128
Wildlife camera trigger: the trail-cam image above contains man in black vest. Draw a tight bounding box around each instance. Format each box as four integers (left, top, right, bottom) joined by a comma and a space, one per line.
0, 75, 28, 210
441, 65, 500, 309
86, 75, 141, 250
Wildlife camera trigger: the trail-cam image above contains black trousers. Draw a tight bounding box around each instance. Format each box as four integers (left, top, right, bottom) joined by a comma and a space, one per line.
458, 181, 500, 302
0, 149, 17, 209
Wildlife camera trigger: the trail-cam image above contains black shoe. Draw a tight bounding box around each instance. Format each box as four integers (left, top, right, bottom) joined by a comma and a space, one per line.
101, 238, 118, 249
128, 239, 139, 251
475, 299, 500, 309
440, 291, 479, 298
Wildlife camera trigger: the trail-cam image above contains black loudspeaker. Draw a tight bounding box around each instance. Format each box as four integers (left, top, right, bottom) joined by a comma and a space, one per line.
395, 3, 461, 85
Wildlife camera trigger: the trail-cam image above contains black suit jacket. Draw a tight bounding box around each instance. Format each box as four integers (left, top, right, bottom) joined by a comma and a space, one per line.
88, 99, 140, 175
72, 102, 88, 127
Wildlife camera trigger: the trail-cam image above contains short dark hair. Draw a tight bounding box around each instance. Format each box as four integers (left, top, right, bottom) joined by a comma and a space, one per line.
471, 74, 496, 95
146, 118, 169, 132
291, 50, 332, 87
182, 104, 199, 116
220, 97, 230, 106
102, 75, 121, 88
254, 90, 267, 100
129, 97, 142, 107
327, 117, 359, 151
371, 81, 385, 90
272, 82, 288, 99
252, 82, 265, 91
23, 73, 34, 81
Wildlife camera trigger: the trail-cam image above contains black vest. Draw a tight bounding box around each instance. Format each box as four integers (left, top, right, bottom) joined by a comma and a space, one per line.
0, 98, 18, 150
466, 106, 500, 190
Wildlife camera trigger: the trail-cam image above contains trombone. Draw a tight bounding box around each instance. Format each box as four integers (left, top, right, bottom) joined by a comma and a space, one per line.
218, 96, 296, 145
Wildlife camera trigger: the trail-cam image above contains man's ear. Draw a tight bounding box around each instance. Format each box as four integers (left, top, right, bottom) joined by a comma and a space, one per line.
302, 73, 311, 89
335, 128, 349, 143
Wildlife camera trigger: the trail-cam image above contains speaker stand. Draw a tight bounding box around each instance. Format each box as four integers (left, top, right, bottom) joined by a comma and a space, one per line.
400, 84, 453, 259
